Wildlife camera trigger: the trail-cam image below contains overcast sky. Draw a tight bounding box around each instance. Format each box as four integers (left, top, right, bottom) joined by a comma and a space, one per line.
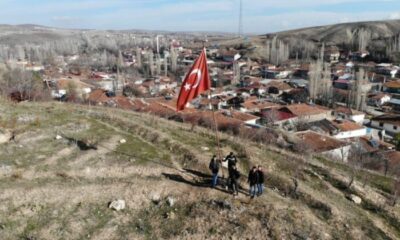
0, 0, 399, 33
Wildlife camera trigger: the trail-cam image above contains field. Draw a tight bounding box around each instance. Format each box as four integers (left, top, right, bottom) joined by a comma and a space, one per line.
0, 100, 400, 239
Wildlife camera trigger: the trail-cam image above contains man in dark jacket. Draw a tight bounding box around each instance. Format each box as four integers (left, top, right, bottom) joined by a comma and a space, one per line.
223, 152, 237, 173
256, 165, 265, 196
209, 155, 220, 188
248, 166, 258, 198
229, 165, 240, 196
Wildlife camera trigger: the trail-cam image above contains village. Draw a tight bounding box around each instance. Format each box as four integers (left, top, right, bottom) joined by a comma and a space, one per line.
2, 30, 400, 178
2, 0, 400, 236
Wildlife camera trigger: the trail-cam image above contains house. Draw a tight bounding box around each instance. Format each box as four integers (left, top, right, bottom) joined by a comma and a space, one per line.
241, 98, 280, 113
333, 106, 365, 124
88, 89, 110, 104
383, 80, 400, 94
385, 98, 400, 113
261, 109, 297, 127
25, 64, 45, 72
279, 104, 332, 123
357, 137, 395, 155
265, 81, 292, 95
331, 120, 367, 139
223, 111, 260, 125
226, 95, 245, 109
367, 93, 391, 107
197, 98, 221, 110
56, 78, 93, 98
333, 79, 351, 90
295, 131, 351, 162
370, 114, 400, 135
282, 88, 309, 104
324, 46, 340, 63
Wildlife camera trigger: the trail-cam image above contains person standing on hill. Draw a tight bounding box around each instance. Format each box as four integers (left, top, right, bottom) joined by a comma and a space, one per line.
223, 152, 237, 191
223, 152, 237, 173
229, 165, 240, 196
209, 155, 220, 188
248, 166, 259, 199
256, 165, 265, 196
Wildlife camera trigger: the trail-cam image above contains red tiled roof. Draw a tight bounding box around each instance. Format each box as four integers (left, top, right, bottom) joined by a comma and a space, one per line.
295, 131, 349, 153
384, 81, 400, 89
332, 120, 364, 131
282, 104, 330, 118
88, 89, 109, 103
242, 99, 280, 111
57, 78, 94, 90
229, 111, 259, 122
265, 81, 292, 91
334, 106, 364, 116
263, 109, 297, 122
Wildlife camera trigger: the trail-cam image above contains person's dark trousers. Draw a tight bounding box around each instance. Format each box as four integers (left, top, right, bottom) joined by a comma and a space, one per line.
256, 184, 264, 196
232, 179, 238, 195
211, 173, 218, 187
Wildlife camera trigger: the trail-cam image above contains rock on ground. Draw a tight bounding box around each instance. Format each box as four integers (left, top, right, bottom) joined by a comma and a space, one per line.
109, 200, 126, 211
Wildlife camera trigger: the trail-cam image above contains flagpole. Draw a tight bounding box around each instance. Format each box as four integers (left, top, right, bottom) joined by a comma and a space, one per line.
209, 89, 225, 180
203, 44, 224, 180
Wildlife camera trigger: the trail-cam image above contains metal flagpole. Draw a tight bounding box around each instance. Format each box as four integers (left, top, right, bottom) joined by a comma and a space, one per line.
203, 44, 224, 180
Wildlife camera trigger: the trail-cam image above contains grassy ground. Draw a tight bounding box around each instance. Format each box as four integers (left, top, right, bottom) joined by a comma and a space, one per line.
0, 100, 399, 239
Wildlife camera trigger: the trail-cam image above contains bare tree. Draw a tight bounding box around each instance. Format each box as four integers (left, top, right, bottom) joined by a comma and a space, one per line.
1, 67, 40, 100
155, 54, 161, 76
170, 46, 178, 72
358, 29, 371, 52
163, 52, 168, 76
136, 47, 142, 68
389, 176, 400, 207
350, 68, 369, 111
265, 36, 290, 65
149, 51, 154, 77
347, 140, 367, 189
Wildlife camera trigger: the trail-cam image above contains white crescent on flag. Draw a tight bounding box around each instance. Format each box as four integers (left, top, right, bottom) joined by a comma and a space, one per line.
190, 68, 202, 89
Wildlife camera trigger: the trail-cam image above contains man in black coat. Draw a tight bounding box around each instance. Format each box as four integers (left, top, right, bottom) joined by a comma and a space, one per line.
248, 166, 259, 198
223, 152, 237, 176
209, 155, 220, 188
229, 165, 240, 196
256, 165, 265, 196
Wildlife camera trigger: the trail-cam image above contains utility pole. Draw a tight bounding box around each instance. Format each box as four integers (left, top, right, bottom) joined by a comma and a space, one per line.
238, 0, 243, 37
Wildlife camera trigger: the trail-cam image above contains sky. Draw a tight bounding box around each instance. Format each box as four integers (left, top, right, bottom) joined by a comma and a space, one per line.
0, 0, 399, 34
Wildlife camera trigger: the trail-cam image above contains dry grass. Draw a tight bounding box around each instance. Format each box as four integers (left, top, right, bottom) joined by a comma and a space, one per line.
0, 101, 399, 239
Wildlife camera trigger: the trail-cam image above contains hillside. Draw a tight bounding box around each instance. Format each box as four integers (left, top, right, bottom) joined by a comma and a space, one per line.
214, 19, 400, 62
1, 101, 400, 239
265, 20, 400, 45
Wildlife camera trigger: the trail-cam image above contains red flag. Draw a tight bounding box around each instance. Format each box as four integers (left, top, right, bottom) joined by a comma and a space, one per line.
176, 48, 211, 111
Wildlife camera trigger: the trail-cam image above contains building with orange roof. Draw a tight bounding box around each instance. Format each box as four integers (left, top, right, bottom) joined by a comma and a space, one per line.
280, 103, 332, 123
331, 120, 367, 139
333, 106, 365, 124
295, 131, 351, 162
265, 81, 293, 95
384, 80, 400, 94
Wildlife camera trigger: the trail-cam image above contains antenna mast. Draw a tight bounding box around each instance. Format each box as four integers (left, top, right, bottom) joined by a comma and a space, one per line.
238, 0, 243, 37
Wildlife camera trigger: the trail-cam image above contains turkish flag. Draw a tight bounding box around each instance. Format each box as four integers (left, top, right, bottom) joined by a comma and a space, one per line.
176, 48, 211, 111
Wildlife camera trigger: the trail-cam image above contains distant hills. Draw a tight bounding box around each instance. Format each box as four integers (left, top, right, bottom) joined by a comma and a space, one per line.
265, 19, 400, 45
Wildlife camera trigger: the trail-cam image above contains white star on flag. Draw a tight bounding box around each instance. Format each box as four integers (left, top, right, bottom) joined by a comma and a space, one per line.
184, 83, 191, 91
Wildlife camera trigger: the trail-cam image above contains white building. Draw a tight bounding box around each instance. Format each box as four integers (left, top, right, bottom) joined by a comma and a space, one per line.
332, 120, 367, 139
295, 131, 351, 162
370, 114, 400, 135
333, 107, 365, 124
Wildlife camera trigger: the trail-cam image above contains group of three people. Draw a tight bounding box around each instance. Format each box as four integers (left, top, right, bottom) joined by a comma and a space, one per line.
209, 152, 265, 198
